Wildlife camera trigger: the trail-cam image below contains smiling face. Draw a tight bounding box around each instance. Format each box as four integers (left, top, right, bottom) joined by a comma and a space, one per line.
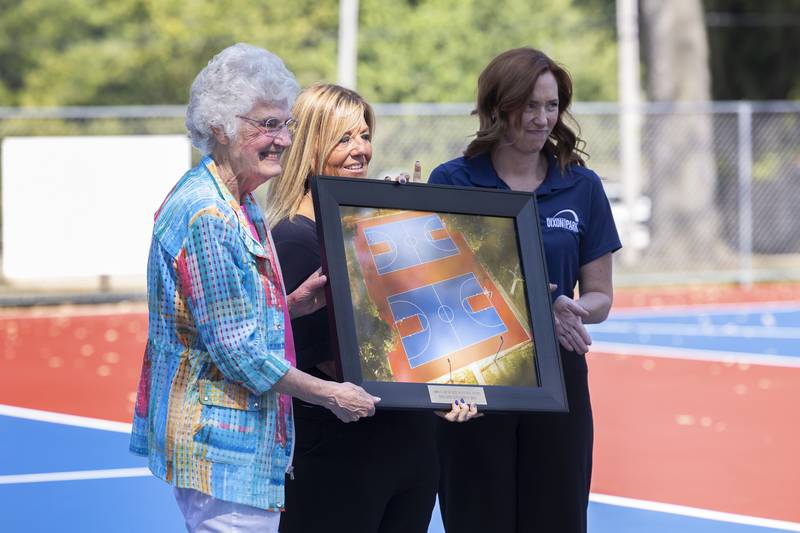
321, 115, 372, 178
223, 100, 293, 196
507, 70, 560, 154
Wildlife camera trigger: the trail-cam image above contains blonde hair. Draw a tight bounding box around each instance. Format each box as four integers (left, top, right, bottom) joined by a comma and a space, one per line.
266, 83, 375, 228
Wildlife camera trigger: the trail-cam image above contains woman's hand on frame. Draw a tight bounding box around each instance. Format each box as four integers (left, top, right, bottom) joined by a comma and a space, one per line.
435, 399, 483, 422
383, 160, 422, 184
326, 381, 381, 423
287, 268, 327, 319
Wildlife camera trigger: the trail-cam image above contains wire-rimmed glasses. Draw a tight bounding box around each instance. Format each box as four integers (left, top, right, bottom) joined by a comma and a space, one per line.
236, 115, 297, 136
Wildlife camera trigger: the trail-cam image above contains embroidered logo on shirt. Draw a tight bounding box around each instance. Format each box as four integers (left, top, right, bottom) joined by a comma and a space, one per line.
546, 209, 580, 233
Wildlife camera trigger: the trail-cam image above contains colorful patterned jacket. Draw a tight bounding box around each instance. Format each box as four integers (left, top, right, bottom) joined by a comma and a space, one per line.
129, 156, 294, 511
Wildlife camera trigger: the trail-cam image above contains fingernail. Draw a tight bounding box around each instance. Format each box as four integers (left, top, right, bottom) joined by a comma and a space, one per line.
460, 398, 465, 404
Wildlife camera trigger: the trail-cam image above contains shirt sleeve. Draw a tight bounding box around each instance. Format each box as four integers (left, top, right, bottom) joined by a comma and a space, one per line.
272, 218, 332, 372
580, 177, 622, 266
427, 164, 453, 185
272, 219, 321, 294
180, 210, 290, 395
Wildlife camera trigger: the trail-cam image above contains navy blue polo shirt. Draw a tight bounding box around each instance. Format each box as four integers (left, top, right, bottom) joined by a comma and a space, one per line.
428, 151, 621, 300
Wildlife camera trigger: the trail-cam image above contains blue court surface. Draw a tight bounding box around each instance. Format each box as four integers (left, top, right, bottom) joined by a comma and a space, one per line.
588, 304, 800, 364
389, 273, 506, 368
3, 408, 795, 533
364, 214, 459, 275
2, 302, 799, 532
0, 413, 184, 533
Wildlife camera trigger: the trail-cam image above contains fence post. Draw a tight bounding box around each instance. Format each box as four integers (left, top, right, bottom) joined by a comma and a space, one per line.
337, 0, 359, 90
617, 0, 643, 265
737, 101, 754, 288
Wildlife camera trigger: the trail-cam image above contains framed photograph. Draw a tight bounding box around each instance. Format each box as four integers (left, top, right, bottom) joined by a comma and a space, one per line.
311, 175, 567, 412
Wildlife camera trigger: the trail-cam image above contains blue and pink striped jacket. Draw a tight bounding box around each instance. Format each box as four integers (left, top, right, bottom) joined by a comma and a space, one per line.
130, 156, 295, 511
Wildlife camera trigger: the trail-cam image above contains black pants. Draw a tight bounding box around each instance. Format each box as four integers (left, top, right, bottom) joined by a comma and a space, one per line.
280, 402, 439, 533
437, 349, 593, 533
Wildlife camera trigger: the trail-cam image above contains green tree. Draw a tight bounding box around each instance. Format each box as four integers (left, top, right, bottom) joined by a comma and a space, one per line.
358, 0, 618, 103
0, 0, 340, 105
0, 0, 618, 106
704, 0, 800, 100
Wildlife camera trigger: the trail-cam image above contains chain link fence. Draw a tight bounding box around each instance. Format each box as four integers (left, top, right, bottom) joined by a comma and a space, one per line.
1, 101, 798, 289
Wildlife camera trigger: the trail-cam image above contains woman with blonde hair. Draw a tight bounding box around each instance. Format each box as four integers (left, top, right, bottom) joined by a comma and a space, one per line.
267, 83, 476, 533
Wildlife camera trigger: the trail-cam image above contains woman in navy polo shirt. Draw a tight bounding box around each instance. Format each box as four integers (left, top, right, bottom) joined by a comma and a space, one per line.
429, 47, 621, 533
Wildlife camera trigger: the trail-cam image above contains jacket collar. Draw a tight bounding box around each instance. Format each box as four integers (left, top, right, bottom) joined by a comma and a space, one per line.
202, 155, 268, 258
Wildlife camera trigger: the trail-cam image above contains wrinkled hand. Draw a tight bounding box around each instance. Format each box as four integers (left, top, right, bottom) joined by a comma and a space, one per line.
435, 400, 483, 422
553, 295, 591, 354
288, 269, 327, 319
327, 382, 380, 423
383, 160, 422, 184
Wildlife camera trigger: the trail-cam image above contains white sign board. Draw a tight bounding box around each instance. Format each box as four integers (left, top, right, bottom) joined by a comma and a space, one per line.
2, 135, 191, 280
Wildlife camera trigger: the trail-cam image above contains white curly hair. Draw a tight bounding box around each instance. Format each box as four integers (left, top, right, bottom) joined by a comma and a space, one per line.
185, 43, 300, 154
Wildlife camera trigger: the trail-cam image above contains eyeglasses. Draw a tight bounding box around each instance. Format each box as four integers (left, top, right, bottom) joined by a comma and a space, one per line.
236, 115, 297, 136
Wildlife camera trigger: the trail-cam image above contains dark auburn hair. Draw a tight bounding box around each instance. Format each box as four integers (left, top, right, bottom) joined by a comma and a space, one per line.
464, 47, 587, 171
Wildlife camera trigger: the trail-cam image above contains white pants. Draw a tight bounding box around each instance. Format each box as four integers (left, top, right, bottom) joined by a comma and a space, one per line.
173, 487, 280, 533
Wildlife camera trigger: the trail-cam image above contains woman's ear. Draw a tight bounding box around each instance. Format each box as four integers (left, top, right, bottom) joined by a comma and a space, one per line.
211, 125, 229, 146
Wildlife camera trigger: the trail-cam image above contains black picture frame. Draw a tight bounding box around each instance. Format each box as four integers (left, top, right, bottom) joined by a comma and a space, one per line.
311, 175, 567, 413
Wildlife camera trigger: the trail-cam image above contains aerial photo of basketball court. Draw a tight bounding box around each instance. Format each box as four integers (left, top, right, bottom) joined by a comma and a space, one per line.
348, 210, 532, 384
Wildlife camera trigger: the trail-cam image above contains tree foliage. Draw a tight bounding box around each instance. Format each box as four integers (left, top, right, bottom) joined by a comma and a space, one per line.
704, 0, 800, 100
0, 0, 617, 106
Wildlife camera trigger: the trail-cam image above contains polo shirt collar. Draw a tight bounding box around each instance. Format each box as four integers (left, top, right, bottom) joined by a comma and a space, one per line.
466, 152, 504, 188
536, 148, 578, 195
466, 148, 579, 194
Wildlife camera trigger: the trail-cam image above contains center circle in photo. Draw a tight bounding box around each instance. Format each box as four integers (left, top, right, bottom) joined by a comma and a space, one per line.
437, 305, 455, 323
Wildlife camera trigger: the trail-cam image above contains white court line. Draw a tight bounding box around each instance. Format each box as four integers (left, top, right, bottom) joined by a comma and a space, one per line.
0, 467, 150, 485
0, 404, 132, 433
402, 219, 426, 266
431, 283, 464, 348
590, 342, 800, 368
370, 215, 458, 275
0, 304, 147, 320
408, 277, 510, 368
590, 493, 800, 531
610, 301, 800, 318
589, 322, 800, 339
391, 299, 431, 360
458, 277, 505, 329
365, 228, 398, 273
423, 216, 459, 252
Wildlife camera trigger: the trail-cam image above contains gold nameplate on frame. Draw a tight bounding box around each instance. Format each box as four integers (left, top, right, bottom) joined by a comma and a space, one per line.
427, 385, 487, 406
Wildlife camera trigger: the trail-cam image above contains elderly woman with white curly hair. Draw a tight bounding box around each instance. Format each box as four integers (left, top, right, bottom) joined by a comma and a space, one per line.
129, 43, 379, 533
